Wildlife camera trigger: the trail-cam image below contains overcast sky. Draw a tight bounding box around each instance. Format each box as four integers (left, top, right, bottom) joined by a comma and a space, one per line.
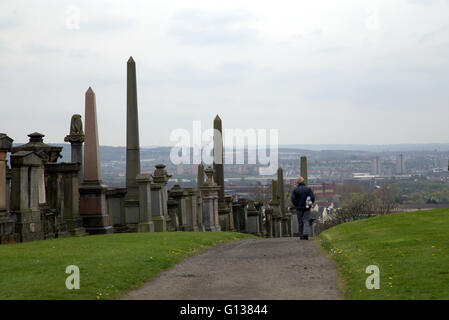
1, 0, 449, 147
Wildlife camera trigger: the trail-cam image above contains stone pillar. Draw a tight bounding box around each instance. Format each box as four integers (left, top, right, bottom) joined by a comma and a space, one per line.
125, 57, 142, 230
232, 201, 241, 232
136, 174, 154, 232
200, 166, 221, 231
196, 163, 205, 231
10, 151, 45, 242
270, 179, 282, 237
289, 206, 299, 237
45, 162, 87, 237
265, 207, 273, 238
223, 195, 235, 231
0, 134, 18, 244
197, 162, 205, 188
169, 184, 188, 231
79, 87, 112, 235
237, 198, 248, 233
277, 167, 289, 237
247, 200, 261, 236
214, 116, 231, 229
185, 187, 199, 232
150, 164, 170, 232
255, 201, 264, 237
213, 115, 225, 203
106, 188, 127, 232
64, 114, 85, 185
301, 156, 308, 185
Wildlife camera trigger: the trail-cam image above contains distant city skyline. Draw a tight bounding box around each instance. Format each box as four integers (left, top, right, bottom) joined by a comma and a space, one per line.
2, 1, 449, 146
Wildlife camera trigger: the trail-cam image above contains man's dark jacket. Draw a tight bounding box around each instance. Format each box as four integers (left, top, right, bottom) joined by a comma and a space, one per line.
291, 182, 315, 211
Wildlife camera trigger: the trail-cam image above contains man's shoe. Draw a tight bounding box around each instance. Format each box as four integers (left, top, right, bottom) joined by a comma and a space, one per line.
303, 235, 309, 240
300, 236, 306, 240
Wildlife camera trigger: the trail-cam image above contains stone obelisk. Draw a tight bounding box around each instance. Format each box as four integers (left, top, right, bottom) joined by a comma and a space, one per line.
213, 115, 225, 203
277, 167, 285, 216
124, 57, 141, 231
300, 156, 308, 185
79, 87, 112, 234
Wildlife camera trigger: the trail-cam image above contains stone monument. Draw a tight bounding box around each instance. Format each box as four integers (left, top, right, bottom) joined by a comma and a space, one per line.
0, 134, 18, 244
78, 87, 112, 234
125, 57, 142, 231
64, 114, 84, 184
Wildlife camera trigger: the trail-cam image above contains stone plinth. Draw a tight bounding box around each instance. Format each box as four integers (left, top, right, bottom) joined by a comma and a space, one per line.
237, 198, 249, 233
270, 179, 282, 238
10, 151, 45, 242
247, 200, 262, 236
45, 162, 87, 237
169, 184, 188, 231
255, 201, 264, 237
151, 164, 170, 231
136, 174, 154, 233
218, 195, 234, 231
79, 87, 112, 235
150, 182, 166, 232
184, 188, 199, 232
167, 199, 180, 231
231, 201, 242, 232
264, 207, 273, 238
289, 206, 299, 237
106, 188, 127, 232
200, 166, 220, 232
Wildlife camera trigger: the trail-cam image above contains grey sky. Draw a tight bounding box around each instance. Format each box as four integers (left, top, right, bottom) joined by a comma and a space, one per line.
1, 0, 449, 146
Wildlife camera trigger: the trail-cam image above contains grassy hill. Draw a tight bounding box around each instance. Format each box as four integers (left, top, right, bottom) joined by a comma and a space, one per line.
0, 232, 256, 300
319, 208, 449, 299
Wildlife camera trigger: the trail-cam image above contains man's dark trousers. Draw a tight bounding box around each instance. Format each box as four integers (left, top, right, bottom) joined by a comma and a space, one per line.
297, 209, 311, 237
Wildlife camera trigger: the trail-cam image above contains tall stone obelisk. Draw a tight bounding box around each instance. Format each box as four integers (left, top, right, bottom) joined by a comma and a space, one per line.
124, 56, 141, 231
300, 156, 308, 185
79, 87, 112, 234
213, 115, 225, 203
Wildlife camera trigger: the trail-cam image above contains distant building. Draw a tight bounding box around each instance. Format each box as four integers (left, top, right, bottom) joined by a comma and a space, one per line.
396, 154, 406, 174
371, 156, 381, 175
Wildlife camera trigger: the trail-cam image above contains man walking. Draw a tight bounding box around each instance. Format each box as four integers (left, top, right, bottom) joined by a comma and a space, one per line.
291, 176, 315, 240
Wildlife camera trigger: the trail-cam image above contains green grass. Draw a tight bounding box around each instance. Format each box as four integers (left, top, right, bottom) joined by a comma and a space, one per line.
319, 208, 449, 300
0, 231, 256, 300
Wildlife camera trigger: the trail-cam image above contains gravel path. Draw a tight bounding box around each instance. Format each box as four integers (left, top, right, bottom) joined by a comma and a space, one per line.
121, 237, 342, 300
